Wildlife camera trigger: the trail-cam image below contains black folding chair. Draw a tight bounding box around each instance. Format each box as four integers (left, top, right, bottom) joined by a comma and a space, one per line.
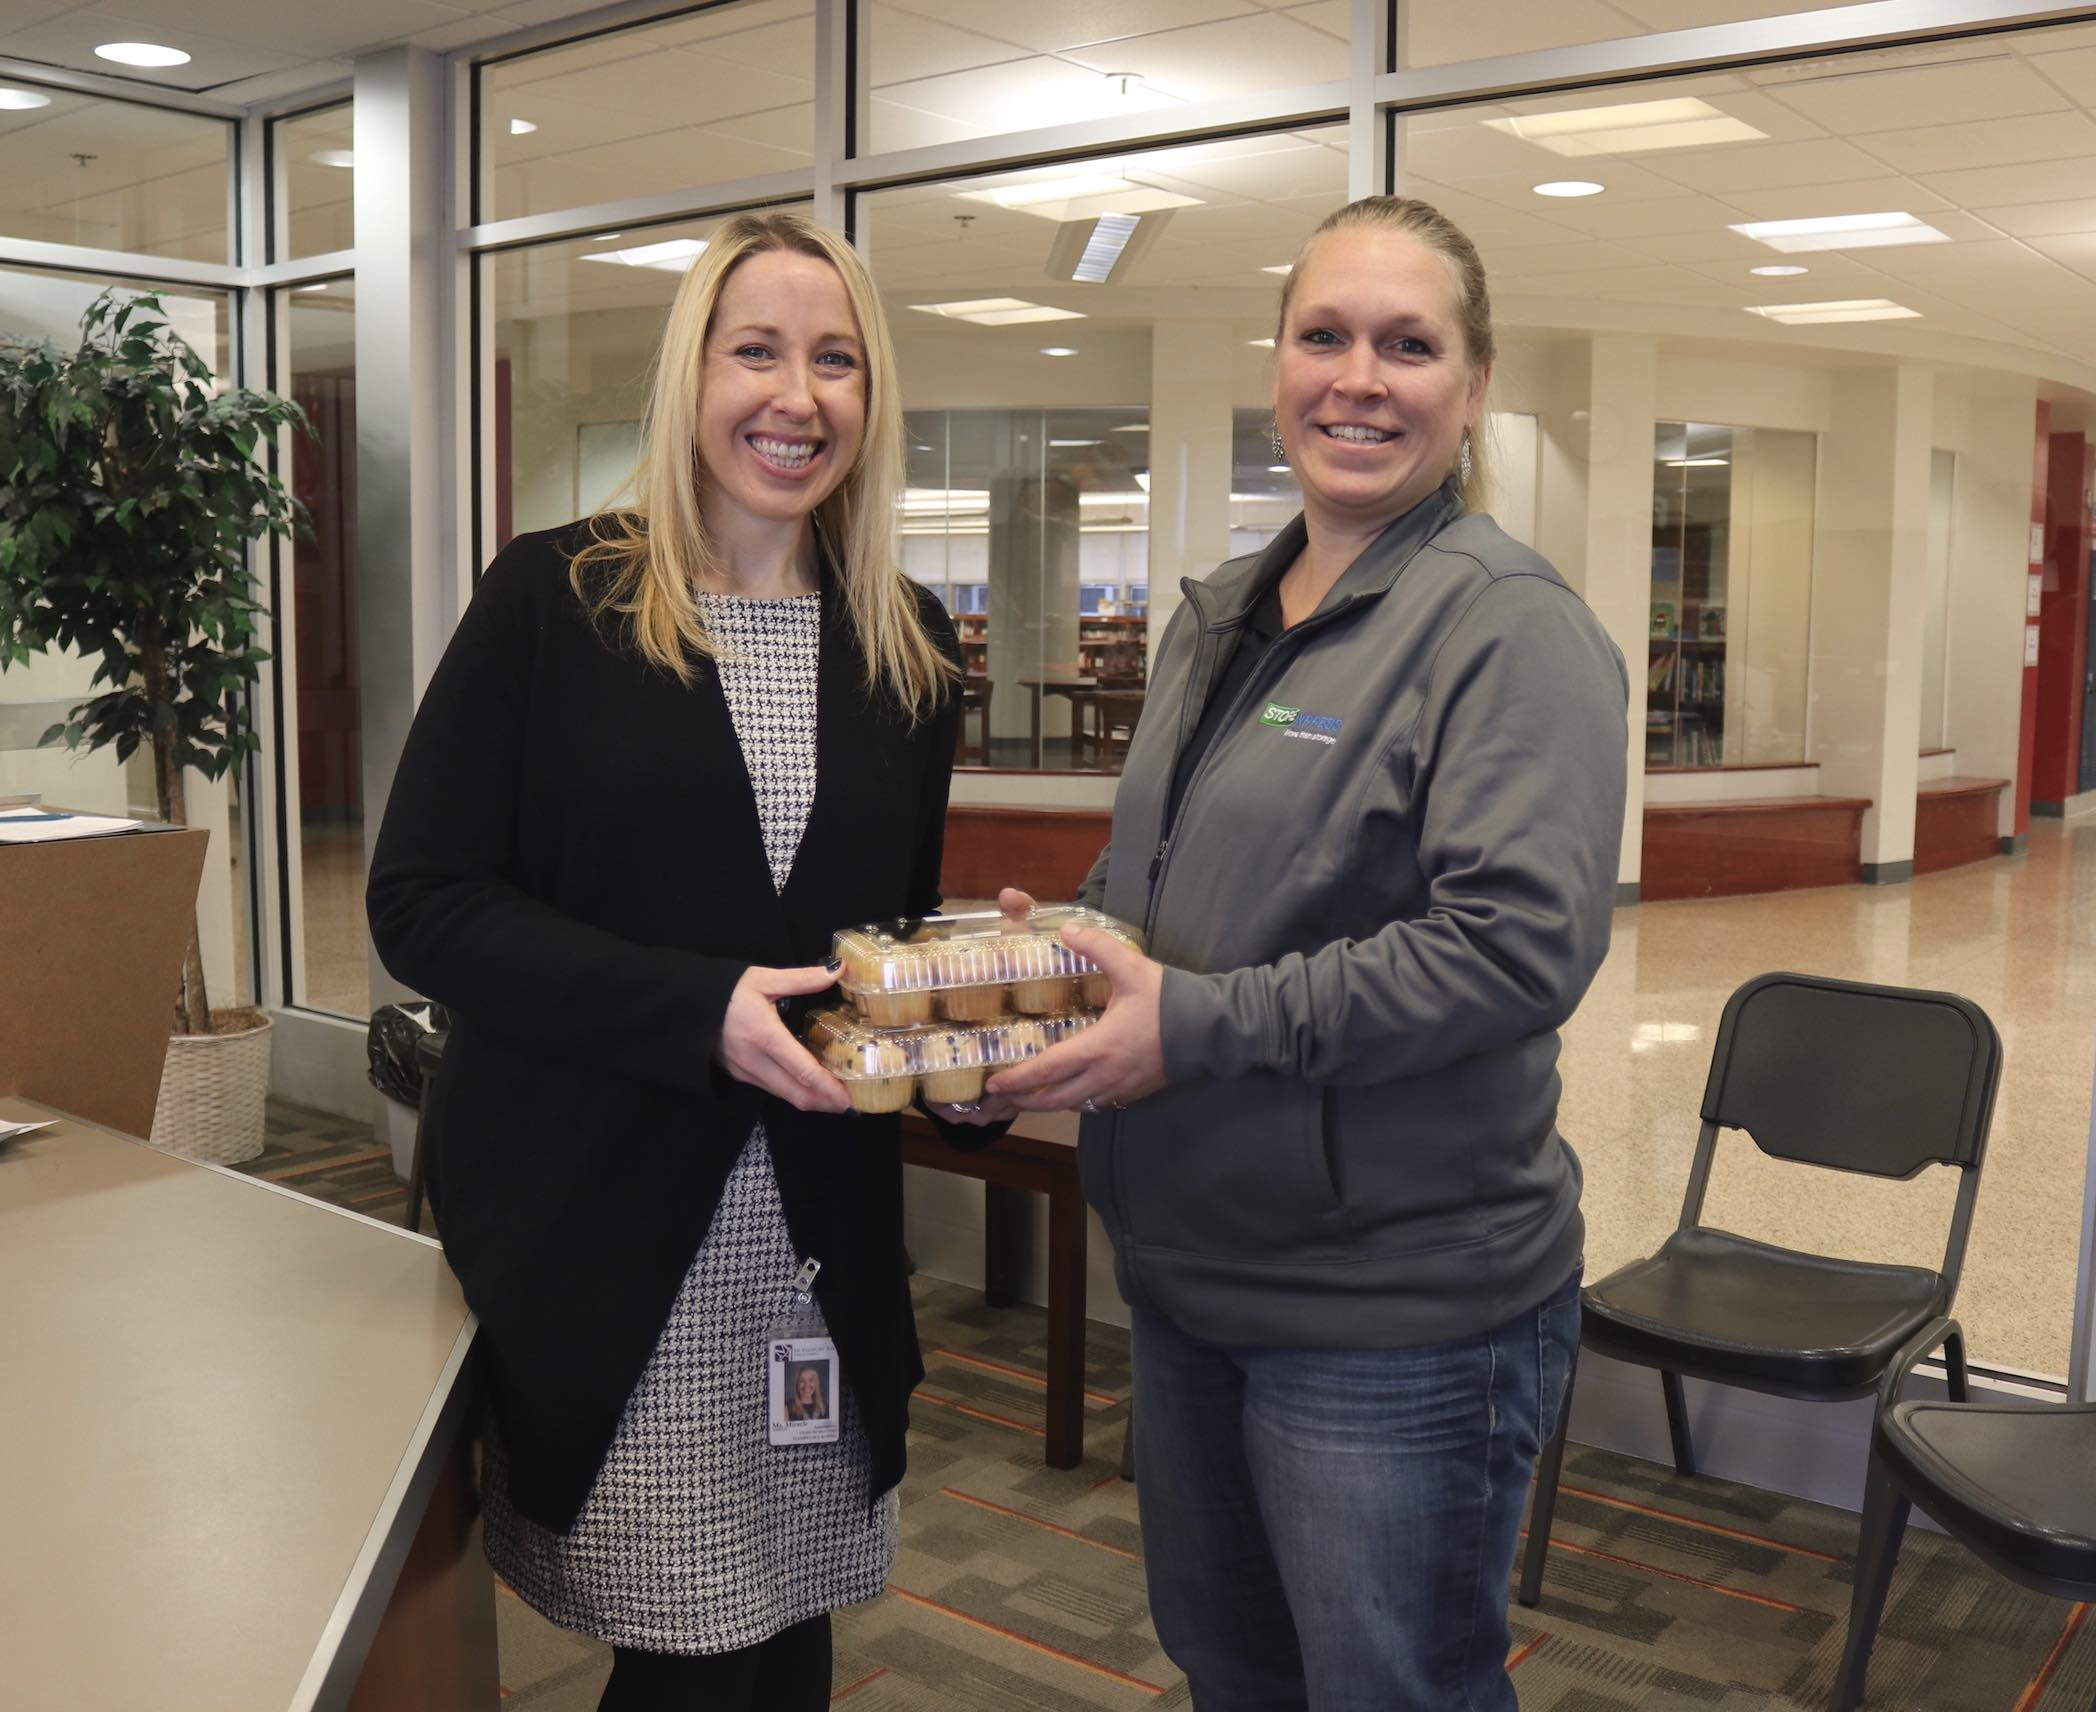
1519, 971, 2002, 1612
1834, 1317, 2096, 1708
402, 1027, 447, 1234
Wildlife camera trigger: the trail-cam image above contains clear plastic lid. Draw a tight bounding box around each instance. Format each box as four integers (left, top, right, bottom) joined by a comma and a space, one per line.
830, 905, 1141, 996
803, 1006, 1094, 1082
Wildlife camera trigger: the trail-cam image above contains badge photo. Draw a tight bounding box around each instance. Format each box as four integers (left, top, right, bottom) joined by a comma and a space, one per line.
769, 1338, 840, 1445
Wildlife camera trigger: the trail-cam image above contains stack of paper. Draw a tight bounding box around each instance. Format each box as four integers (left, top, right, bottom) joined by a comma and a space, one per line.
0, 1119, 55, 1143
0, 807, 141, 844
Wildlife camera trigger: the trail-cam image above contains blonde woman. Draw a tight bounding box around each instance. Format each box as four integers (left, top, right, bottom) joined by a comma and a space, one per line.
369, 210, 959, 1710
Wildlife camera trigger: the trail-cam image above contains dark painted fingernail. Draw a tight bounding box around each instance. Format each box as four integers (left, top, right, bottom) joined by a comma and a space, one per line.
824, 958, 842, 974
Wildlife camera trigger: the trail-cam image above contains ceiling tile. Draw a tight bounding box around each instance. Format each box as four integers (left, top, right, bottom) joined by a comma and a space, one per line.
1055, 10, 1347, 96
872, 0, 1259, 59
1761, 54, 2067, 134
1654, 136, 1894, 193
1972, 199, 2096, 239
1856, 110, 2096, 176
1393, 0, 1644, 70
1715, 176, 1953, 221
2024, 46, 2096, 107
868, 11, 1030, 84
1918, 157, 2096, 210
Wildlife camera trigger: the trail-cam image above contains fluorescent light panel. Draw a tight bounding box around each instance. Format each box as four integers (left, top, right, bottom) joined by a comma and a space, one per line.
580, 238, 707, 272
1745, 298, 1920, 325
1730, 211, 1948, 253
1485, 97, 1765, 156
910, 297, 1084, 326
956, 171, 1200, 224
1071, 213, 1141, 283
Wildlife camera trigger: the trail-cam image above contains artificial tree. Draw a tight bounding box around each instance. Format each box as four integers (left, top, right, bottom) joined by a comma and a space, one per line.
0, 289, 307, 1035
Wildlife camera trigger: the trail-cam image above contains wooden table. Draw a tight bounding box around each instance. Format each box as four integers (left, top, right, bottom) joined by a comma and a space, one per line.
0, 1097, 494, 1712
900, 1108, 1088, 1468
1018, 675, 1102, 770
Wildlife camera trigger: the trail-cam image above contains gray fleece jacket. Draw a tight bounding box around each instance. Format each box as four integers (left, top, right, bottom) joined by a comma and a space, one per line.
1077, 482, 1628, 1347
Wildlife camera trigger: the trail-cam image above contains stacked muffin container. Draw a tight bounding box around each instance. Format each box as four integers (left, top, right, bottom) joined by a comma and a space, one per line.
807, 905, 1140, 1113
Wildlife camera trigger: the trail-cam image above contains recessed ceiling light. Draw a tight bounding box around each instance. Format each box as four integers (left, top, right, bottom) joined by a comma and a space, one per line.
1248, 337, 1275, 348
295, 283, 328, 293
1040, 346, 1079, 357
592, 232, 623, 241
1261, 264, 1293, 275
1111, 423, 1149, 434
910, 297, 1084, 327
1049, 439, 1100, 447
0, 88, 53, 110
1663, 457, 1730, 467
580, 237, 708, 272
1486, 97, 1765, 157
1729, 212, 1947, 253
1267, 464, 1290, 474
1750, 264, 1809, 276
1745, 298, 1920, 325
1533, 180, 1605, 198
509, 118, 537, 136
310, 149, 355, 169
94, 42, 189, 68
956, 171, 1201, 224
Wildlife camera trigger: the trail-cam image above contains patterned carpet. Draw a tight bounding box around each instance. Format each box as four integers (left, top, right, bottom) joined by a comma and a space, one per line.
245, 1099, 2096, 1710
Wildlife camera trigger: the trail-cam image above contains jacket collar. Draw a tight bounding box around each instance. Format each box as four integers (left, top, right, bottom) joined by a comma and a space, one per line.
1186, 479, 1466, 631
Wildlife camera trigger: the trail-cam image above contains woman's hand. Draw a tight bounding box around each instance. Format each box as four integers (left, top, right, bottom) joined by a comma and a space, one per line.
988, 926, 1168, 1113
717, 963, 852, 1114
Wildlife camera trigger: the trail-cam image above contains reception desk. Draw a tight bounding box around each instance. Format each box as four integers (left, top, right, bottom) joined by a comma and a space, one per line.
0, 1098, 494, 1711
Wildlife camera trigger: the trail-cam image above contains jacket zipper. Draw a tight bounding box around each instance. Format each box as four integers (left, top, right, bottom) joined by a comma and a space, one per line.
1140, 592, 1366, 943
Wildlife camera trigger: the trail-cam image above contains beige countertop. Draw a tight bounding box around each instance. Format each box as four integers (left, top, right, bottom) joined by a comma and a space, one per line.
0, 1097, 476, 1712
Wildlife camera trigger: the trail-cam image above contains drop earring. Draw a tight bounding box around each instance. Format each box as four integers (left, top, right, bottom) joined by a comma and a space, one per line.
1270, 415, 1286, 462
1458, 433, 1474, 486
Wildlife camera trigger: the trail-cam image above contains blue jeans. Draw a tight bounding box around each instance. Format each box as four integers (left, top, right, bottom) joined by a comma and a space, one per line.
1130, 1275, 1579, 1712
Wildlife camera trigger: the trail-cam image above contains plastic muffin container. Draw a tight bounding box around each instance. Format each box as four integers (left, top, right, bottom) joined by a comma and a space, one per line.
831, 906, 1142, 1027
804, 1006, 1097, 1114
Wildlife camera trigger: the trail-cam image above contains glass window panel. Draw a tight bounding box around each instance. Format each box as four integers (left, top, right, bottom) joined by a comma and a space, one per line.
272, 103, 353, 262
864, 1, 1348, 154
488, 210, 807, 551
1397, 0, 1928, 68
867, 127, 1345, 770
0, 268, 248, 1006
0, 81, 230, 263
1400, 28, 2096, 1382
478, 2, 814, 225
279, 279, 363, 1018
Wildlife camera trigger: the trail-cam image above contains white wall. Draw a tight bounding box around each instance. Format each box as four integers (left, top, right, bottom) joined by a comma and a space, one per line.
1729, 428, 1817, 766
1921, 448, 1957, 752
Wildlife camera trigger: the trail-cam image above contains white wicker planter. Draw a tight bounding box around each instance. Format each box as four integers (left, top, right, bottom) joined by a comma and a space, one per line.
149, 1012, 273, 1165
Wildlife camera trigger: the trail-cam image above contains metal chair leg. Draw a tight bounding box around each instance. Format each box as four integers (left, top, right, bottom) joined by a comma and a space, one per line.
1832, 1463, 1911, 1712
1661, 1370, 1696, 1476
403, 1067, 431, 1234
1518, 1363, 1578, 1608
1942, 1323, 1969, 1403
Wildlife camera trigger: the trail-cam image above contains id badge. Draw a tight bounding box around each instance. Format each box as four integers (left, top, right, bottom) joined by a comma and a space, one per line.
767, 1258, 840, 1447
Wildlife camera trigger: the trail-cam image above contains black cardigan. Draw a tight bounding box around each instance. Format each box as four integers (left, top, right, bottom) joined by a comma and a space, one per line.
367, 523, 963, 1533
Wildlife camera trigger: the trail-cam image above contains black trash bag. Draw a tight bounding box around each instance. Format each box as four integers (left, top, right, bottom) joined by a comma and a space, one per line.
366, 1001, 452, 1107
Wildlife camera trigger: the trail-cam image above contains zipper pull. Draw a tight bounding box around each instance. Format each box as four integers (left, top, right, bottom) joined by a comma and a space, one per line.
1148, 837, 1170, 882
791, 1258, 821, 1304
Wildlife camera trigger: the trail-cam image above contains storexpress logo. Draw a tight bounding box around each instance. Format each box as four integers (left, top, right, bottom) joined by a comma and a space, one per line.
1260, 701, 1342, 745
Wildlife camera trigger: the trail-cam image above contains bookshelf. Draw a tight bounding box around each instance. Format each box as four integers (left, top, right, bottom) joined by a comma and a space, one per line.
1649, 423, 1734, 767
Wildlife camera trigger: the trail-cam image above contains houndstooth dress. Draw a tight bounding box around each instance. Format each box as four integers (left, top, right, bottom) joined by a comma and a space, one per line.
480, 586, 898, 1654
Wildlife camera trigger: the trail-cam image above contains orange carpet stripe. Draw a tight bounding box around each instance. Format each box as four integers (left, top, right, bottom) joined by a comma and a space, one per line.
1089, 1471, 1125, 1492
915, 1388, 1046, 1438
940, 1487, 1145, 1562
1556, 1482, 1843, 1564
347, 1185, 407, 1207
831, 1666, 889, 1701
262, 1148, 392, 1181
2013, 1600, 2089, 1712
1505, 1633, 1549, 1672
887, 1586, 1166, 1694
1520, 1529, 1822, 1616
931, 1346, 1121, 1408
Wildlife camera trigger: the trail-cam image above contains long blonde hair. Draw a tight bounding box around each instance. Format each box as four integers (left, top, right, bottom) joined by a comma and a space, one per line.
569, 209, 953, 715
1275, 196, 1495, 514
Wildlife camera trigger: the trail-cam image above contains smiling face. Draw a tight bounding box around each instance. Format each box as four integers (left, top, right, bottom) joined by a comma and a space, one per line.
1273, 226, 1489, 537
697, 249, 867, 545
795, 1366, 821, 1406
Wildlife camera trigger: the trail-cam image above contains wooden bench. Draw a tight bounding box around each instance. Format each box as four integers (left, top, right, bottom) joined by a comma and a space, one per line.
1642, 794, 1872, 901
1914, 776, 2010, 875
899, 1108, 1089, 1469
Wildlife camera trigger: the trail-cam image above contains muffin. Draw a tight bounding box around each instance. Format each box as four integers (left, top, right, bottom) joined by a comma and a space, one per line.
848, 1038, 916, 1113
1000, 1018, 1048, 1061
1012, 974, 1077, 1014
853, 983, 933, 1028
918, 1031, 985, 1104
1079, 967, 1113, 1008
939, 980, 1008, 1022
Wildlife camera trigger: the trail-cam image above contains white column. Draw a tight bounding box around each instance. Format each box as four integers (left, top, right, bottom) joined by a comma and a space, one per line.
1531, 337, 1652, 896
354, 46, 453, 1006
1147, 321, 1236, 656
1944, 375, 2038, 842
1810, 364, 1933, 877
